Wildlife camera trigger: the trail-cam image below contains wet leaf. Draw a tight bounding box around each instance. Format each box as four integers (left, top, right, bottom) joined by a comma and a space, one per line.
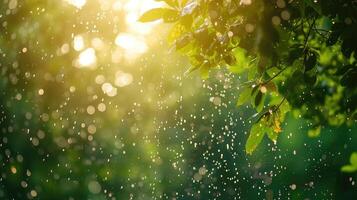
246, 123, 266, 155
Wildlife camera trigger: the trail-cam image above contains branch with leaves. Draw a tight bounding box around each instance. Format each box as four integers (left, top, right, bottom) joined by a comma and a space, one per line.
139, 0, 357, 154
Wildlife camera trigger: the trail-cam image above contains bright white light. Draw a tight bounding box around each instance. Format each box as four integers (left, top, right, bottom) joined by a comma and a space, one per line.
78, 48, 96, 68
66, 0, 86, 9
115, 71, 133, 87
101, 82, 117, 97
123, 0, 162, 35
115, 33, 148, 57
73, 35, 85, 51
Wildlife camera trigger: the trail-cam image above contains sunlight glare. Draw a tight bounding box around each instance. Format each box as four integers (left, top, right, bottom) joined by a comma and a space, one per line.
115, 33, 148, 59
115, 71, 133, 87
66, 0, 87, 9
73, 35, 85, 51
77, 48, 97, 68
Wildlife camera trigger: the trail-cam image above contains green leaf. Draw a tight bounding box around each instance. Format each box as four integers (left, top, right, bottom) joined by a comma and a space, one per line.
266, 128, 278, 143
288, 46, 304, 64
350, 152, 357, 166
253, 90, 265, 112
335, 65, 354, 76
246, 123, 266, 155
341, 152, 357, 173
340, 68, 357, 88
341, 165, 357, 173
139, 8, 173, 22
236, 87, 252, 107
304, 52, 317, 72
199, 62, 210, 79
278, 100, 290, 122
254, 91, 263, 108
308, 126, 321, 137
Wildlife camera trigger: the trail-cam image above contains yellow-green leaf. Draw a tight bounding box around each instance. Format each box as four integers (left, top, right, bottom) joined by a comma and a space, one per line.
308, 126, 321, 137
341, 165, 357, 173
139, 8, 173, 22
350, 152, 357, 166
163, 9, 180, 22
341, 152, 357, 173
167, 22, 186, 44
246, 123, 266, 155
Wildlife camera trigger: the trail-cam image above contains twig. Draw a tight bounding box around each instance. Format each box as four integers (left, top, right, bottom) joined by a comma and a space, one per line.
273, 97, 286, 113
262, 67, 288, 85
303, 18, 316, 51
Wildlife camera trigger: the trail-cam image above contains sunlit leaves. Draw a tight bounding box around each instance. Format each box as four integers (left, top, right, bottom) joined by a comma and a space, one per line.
140, 0, 357, 155
246, 100, 288, 154
167, 22, 187, 44
139, 8, 178, 23
341, 152, 357, 173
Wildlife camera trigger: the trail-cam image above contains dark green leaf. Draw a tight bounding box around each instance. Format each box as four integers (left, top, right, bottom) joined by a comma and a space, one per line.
335, 65, 354, 75
254, 91, 263, 108
304, 52, 317, 72
288, 46, 304, 64
340, 69, 357, 88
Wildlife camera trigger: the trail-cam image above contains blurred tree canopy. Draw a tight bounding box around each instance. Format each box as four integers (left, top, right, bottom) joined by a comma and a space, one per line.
140, 0, 357, 154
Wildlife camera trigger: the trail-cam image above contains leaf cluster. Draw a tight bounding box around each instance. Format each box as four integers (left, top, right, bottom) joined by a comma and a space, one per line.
140, 0, 357, 154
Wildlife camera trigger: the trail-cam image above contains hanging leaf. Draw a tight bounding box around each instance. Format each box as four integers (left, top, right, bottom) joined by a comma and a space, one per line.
246, 122, 266, 155
266, 128, 278, 143
236, 87, 252, 107
341, 152, 357, 173
254, 91, 263, 107
304, 51, 317, 72
351, 152, 357, 166
139, 8, 176, 22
